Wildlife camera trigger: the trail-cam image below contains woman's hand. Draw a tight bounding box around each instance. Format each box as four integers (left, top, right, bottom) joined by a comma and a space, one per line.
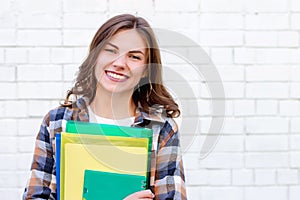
124, 189, 155, 200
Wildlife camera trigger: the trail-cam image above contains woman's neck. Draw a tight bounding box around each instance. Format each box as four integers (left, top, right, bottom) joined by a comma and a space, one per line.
90, 89, 136, 119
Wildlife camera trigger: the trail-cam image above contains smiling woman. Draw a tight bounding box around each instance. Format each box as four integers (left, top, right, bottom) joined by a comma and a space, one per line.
94, 29, 147, 106
22, 14, 187, 200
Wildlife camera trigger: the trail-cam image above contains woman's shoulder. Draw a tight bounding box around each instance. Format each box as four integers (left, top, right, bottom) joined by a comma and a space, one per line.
45, 97, 88, 122
145, 104, 179, 133
161, 115, 179, 133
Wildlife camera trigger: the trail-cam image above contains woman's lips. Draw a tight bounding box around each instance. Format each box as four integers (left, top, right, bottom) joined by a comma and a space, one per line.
105, 70, 129, 82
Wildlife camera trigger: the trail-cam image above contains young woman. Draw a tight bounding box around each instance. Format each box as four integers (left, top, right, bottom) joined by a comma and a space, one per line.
23, 14, 186, 200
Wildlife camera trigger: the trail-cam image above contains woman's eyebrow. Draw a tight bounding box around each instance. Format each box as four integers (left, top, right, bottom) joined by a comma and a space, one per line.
128, 50, 145, 55
106, 42, 119, 49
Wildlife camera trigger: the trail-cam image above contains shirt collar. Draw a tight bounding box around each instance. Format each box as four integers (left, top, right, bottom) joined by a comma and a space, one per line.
132, 105, 165, 126
75, 96, 165, 126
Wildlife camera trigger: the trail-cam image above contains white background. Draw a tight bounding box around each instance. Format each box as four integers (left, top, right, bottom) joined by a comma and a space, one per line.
0, 0, 300, 199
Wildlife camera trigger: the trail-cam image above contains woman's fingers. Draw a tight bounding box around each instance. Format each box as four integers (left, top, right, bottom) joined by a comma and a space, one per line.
124, 189, 155, 200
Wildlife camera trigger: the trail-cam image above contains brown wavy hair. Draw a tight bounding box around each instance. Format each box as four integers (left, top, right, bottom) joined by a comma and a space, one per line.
63, 14, 180, 118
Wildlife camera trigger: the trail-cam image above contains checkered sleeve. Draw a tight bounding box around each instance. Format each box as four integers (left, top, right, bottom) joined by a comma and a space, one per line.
154, 119, 187, 200
22, 112, 56, 200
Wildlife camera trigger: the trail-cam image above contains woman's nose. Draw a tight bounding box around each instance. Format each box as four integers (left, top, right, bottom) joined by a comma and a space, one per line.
112, 53, 127, 69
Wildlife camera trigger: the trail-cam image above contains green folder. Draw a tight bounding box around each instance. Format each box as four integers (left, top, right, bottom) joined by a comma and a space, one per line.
66, 121, 152, 151
82, 170, 146, 200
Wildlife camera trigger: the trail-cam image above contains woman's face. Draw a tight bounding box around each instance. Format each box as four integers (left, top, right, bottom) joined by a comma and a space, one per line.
95, 29, 147, 95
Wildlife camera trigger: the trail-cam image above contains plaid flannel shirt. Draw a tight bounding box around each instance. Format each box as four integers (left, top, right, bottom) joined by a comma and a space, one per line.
22, 97, 187, 200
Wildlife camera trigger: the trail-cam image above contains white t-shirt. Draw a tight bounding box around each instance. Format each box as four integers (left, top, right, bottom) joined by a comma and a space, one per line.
87, 106, 135, 127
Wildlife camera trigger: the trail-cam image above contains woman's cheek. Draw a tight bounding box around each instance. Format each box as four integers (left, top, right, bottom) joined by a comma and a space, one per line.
94, 65, 104, 82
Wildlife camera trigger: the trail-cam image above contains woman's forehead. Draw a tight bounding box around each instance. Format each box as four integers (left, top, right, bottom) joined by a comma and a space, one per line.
107, 29, 147, 52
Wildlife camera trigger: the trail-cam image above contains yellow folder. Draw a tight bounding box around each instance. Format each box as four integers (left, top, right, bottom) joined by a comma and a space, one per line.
60, 132, 150, 200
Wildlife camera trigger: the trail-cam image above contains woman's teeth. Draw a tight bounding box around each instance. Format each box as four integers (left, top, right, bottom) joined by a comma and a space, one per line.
106, 71, 127, 80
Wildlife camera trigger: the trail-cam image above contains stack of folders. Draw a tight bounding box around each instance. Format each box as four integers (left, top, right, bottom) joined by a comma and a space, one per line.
55, 121, 153, 200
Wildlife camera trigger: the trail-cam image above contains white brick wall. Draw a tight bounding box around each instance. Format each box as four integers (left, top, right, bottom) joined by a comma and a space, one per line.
17, 65, 62, 81
17, 30, 62, 46
245, 135, 288, 151
63, 30, 95, 46
200, 0, 243, 12
290, 186, 300, 200
256, 100, 278, 115
246, 66, 289, 81
63, 0, 107, 12
232, 169, 254, 186
0, 30, 16, 46
199, 31, 244, 46
244, 0, 288, 12
255, 169, 276, 185
18, 13, 61, 29
5, 48, 28, 63
245, 187, 288, 200
198, 187, 244, 200
28, 48, 50, 63
245, 14, 289, 30
1, 0, 300, 199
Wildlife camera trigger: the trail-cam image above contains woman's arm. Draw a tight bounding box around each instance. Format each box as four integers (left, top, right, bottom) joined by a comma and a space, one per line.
154, 119, 187, 200
22, 112, 56, 200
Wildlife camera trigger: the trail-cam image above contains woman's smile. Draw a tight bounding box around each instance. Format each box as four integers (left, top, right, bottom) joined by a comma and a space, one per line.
105, 70, 129, 82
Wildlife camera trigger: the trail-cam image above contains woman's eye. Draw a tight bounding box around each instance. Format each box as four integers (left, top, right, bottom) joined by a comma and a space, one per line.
104, 49, 117, 54
129, 54, 141, 60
